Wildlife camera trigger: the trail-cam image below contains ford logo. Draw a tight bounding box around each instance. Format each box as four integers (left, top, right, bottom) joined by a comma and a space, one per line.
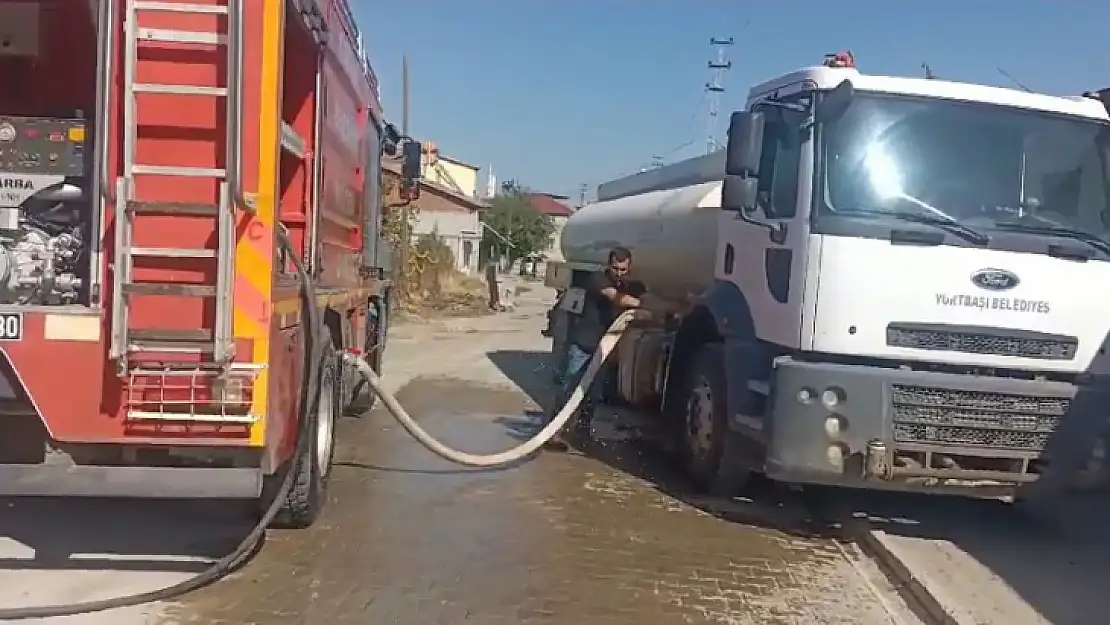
971, 268, 1019, 291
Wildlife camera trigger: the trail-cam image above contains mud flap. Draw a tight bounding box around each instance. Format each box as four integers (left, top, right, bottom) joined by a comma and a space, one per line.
721, 339, 764, 436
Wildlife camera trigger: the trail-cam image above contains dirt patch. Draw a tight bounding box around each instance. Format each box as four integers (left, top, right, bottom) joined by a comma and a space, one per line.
401, 272, 491, 318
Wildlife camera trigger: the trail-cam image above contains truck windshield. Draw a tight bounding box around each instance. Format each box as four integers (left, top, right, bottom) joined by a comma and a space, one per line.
819, 92, 1110, 249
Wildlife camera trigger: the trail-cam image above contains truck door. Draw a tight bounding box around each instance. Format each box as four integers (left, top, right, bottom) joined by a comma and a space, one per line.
719, 93, 812, 348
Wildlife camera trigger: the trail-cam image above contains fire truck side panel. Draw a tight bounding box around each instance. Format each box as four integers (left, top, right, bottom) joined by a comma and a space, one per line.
0, 0, 386, 497
259, 5, 319, 471
317, 0, 374, 296
264, 292, 308, 473
276, 9, 315, 264
259, 0, 388, 471
312, 0, 385, 363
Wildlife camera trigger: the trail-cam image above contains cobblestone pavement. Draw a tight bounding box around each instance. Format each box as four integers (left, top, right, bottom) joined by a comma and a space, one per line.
164, 372, 914, 625
810, 487, 1110, 625
20, 285, 1110, 625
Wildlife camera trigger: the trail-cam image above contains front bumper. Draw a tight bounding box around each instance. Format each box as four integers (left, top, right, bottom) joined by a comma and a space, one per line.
761, 358, 1099, 492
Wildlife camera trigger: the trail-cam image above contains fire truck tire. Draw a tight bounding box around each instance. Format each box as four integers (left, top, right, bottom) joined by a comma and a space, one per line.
273, 349, 339, 529
680, 342, 752, 496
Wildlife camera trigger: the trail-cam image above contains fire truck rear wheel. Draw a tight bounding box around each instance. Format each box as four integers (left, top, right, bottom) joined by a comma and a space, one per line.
348, 302, 386, 415
272, 350, 340, 529
680, 342, 752, 497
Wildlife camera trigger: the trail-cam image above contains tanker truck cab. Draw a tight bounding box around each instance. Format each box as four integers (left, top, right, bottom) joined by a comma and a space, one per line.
552, 55, 1110, 499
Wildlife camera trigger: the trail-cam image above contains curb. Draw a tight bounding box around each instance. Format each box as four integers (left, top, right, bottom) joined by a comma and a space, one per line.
855, 528, 964, 625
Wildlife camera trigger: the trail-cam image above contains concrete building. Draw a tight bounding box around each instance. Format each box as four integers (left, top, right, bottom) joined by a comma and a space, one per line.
529, 192, 574, 263
420, 143, 481, 200
383, 160, 488, 274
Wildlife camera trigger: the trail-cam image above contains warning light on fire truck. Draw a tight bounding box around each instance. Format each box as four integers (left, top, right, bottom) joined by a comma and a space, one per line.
823, 51, 856, 69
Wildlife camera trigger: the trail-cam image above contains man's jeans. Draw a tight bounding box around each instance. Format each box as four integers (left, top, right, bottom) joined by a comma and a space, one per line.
551, 344, 604, 427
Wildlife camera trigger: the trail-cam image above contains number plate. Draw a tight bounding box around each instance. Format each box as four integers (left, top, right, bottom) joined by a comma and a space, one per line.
0, 312, 23, 341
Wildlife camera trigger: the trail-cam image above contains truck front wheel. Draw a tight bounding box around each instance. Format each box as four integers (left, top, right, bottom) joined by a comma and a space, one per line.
681, 343, 752, 496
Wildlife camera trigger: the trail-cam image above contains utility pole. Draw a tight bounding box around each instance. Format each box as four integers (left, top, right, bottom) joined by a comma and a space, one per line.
401, 55, 410, 136
705, 37, 733, 154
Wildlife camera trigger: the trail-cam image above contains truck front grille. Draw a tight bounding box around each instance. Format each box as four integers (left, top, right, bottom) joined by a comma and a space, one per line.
886, 323, 1077, 360
891, 384, 1068, 452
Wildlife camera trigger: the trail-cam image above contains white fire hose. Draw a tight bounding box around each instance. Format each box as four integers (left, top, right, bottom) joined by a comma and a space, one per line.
0, 276, 638, 620
344, 307, 641, 466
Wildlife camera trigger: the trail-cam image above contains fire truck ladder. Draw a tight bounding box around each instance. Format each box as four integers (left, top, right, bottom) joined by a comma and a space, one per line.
109, 0, 259, 421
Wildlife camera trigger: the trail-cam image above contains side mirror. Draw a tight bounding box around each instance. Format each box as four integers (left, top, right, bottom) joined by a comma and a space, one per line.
721, 175, 759, 213
816, 79, 854, 123
401, 140, 421, 181
724, 111, 765, 177
400, 140, 422, 200
382, 123, 402, 156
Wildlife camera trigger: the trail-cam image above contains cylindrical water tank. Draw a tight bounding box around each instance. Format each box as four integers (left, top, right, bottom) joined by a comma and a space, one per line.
559, 181, 722, 302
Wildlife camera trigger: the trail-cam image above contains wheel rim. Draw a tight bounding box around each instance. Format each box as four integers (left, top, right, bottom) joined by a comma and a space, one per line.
686, 377, 715, 459
316, 369, 336, 475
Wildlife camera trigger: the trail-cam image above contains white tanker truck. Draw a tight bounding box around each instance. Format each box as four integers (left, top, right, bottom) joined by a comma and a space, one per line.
546, 53, 1110, 499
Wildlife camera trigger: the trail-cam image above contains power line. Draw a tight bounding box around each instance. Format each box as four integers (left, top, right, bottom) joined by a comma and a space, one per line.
617, 92, 708, 177
600, 31, 743, 184
997, 66, 1034, 93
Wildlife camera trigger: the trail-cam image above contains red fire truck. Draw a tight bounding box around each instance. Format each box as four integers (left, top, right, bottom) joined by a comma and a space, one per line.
0, 0, 418, 527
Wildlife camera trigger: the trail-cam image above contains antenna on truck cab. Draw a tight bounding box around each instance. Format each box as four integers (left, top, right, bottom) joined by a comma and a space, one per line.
997, 67, 1034, 93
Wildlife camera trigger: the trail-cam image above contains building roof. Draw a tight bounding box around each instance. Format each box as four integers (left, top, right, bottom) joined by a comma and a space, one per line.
529, 193, 573, 218
383, 160, 488, 212
533, 191, 570, 201
435, 153, 481, 171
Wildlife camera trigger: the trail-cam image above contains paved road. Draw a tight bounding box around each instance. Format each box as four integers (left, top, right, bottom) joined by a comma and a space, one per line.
7, 283, 1110, 624
157, 286, 913, 625
809, 486, 1110, 625
167, 376, 910, 625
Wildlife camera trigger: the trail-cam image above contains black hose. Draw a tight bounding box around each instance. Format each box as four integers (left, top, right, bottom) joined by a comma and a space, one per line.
0, 229, 320, 620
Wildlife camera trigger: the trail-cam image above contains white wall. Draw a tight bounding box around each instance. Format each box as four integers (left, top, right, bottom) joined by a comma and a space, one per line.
422, 159, 480, 199
545, 215, 569, 261
413, 209, 482, 274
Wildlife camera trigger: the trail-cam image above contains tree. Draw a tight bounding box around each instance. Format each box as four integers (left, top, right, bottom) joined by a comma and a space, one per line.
481, 182, 555, 265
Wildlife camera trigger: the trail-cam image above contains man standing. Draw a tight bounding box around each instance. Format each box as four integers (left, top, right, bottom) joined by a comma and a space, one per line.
546, 246, 641, 450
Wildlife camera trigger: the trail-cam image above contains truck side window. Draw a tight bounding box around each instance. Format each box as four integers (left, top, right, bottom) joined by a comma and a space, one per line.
755, 104, 804, 219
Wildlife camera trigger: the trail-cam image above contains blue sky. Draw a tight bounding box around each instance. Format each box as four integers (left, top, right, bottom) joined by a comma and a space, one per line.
356, 1, 1109, 200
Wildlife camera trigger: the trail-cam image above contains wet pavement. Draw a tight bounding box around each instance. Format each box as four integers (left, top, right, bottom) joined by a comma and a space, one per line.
0, 497, 250, 625
9, 283, 1110, 624
165, 379, 911, 625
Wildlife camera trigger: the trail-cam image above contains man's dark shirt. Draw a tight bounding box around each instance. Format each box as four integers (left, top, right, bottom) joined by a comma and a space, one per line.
571, 271, 630, 353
